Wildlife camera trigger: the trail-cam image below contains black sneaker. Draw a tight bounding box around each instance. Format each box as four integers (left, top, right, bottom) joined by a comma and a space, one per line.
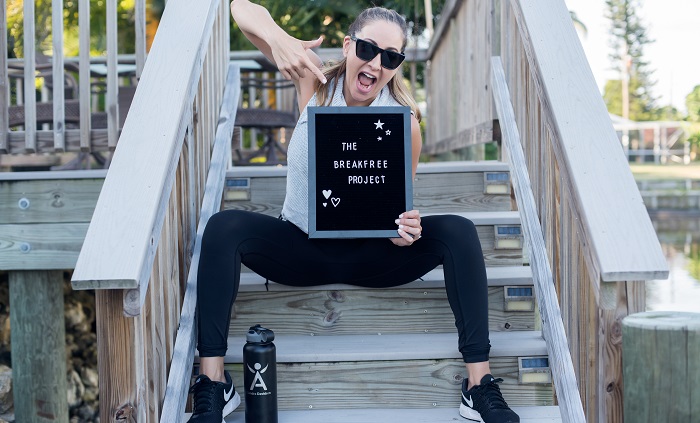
460, 374, 520, 423
187, 371, 240, 423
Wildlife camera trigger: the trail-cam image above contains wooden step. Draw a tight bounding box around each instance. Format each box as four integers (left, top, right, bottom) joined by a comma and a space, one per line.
224, 161, 513, 217
220, 406, 562, 422
232, 266, 536, 335
214, 331, 545, 363
239, 266, 533, 292
193, 332, 553, 411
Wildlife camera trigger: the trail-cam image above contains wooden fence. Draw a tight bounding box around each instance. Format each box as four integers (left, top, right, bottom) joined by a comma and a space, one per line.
70, 0, 234, 421
498, 1, 668, 421
424, 0, 493, 156
0, 0, 147, 154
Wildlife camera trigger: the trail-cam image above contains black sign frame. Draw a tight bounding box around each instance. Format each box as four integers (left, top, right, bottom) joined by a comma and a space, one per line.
308, 106, 413, 238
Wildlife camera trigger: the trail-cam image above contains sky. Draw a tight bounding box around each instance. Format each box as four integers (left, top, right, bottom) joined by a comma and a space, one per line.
563, 0, 700, 114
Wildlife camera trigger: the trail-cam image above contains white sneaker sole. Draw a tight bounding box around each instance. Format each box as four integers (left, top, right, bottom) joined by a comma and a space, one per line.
459, 403, 484, 422
221, 392, 241, 423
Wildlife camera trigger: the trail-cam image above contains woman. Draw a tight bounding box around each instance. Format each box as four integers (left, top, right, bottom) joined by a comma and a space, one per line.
187, 2, 520, 423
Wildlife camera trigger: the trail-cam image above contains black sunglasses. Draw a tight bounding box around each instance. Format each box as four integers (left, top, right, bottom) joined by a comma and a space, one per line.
350, 35, 405, 70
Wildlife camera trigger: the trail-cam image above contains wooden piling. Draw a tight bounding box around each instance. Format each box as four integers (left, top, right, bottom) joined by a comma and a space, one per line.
622, 311, 700, 423
9, 270, 69, 423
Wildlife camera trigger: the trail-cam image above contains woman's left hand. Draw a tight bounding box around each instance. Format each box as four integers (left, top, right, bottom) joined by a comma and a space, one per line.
391, 210, 422, 247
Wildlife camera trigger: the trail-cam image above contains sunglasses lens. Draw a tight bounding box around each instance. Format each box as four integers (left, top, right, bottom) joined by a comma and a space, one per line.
381, 51, 405, 70
356, 39, 380, 62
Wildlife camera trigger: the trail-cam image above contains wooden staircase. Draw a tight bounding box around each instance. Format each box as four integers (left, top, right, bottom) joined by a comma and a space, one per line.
187, 162, 562, 422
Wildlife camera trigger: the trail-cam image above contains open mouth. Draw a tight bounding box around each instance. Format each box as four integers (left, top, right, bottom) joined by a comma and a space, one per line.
357, 71, 377, 92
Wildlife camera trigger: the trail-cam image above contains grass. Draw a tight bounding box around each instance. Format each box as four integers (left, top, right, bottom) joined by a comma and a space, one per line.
629, 163, 700, 181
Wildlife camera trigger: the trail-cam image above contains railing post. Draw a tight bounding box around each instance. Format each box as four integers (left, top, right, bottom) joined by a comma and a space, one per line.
9, 270, 69, 423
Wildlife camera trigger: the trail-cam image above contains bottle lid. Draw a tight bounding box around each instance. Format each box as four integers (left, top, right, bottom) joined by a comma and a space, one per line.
246, 324, 275, 343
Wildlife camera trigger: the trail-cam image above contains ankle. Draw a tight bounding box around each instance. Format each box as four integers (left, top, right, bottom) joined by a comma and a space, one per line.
199, 357, 226, 383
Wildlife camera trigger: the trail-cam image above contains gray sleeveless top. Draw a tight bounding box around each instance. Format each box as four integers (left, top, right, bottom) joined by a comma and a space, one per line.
281, 74, 402, 233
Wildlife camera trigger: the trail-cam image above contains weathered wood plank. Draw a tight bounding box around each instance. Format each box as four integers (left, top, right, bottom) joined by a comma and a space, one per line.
0, 0, 8, 153
507, 0, 666, 282
623, 311, 700, 423
52, 0, 66, 152
106, 0, 119, 149
94, 290, 140, 423
217, 331, 545, 363
72, 0, 223, 290
135, 0, 147, 78
238, 266, 534, 291
79, 0, 91, 150
23, 0, 36, 152
221, 406, 563, 423
9, 270, 69, 423
222, 357, 553, 410
230, 286, 534, 336
0, 223, 87, 270
0, 178, 103, 224
414, 172, 511, 212
421, 120, 493, 156
426, 0, 491, 152
7, 129, 112, 152
159, 64, 241, 423
492, 56, 585, 422
224, 166, 511, 216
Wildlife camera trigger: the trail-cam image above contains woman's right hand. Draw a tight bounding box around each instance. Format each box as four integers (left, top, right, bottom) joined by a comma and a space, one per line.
230, 0, 327, 85
270, 34, 327, 84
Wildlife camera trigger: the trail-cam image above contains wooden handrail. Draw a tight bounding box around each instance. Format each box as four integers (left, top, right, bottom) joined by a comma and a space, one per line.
72, 0, 223, 307
160, 64, 241, 422
502, 0, 667, 286
492, 56, 585, 423
499, 1, 668, 421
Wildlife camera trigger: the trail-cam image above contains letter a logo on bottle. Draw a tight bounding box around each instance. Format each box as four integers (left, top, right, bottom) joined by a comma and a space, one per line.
247, 362, 269, 391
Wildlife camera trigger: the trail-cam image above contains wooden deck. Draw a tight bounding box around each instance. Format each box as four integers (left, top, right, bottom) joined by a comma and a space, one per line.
216, 406, 564, 422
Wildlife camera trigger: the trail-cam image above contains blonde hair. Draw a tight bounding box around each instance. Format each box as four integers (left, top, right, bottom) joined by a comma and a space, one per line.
313, 7, 422, 122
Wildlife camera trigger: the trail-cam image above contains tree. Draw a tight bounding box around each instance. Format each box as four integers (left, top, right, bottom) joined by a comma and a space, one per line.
687, 85, 700, 123
602, 0, 657, 121
686, 85, 700, 149
230, 0, 444, 51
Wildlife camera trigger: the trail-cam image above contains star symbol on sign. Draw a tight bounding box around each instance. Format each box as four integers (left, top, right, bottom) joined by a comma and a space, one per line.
374, 119, 384, 129
385, 129, 391, 135
377, 136, 383, 141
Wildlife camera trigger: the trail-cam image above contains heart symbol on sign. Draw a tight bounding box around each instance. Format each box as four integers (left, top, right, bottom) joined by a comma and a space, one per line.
323, 203, 327, 207
322, 189, 332, 199
331, 197, 340, 207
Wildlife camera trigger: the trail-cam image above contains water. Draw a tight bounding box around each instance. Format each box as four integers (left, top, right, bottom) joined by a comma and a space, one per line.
647, 212, 700, 312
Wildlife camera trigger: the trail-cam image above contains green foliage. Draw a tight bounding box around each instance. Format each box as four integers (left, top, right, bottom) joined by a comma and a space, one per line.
7, 0, 139, 58
687, 85, 700, 123
604, 78, 661, 121
231, 0, 444, 51
603, 0, 657, 120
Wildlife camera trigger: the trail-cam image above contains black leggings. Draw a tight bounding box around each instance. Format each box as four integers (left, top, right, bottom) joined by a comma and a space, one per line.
196, 210, 491, 363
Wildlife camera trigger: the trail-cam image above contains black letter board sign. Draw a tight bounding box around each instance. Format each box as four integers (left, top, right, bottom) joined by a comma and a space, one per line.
308, 106, 413, 238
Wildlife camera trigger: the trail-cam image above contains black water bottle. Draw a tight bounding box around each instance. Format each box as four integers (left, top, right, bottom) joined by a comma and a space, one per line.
243, 324, 277, 423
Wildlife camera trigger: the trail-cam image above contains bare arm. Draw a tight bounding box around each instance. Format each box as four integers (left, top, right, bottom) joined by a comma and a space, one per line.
230, 0, 326, 84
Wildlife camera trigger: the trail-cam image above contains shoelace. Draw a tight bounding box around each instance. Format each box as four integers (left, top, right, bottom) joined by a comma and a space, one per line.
474, 377, 509, 409
189, 378, 217, 413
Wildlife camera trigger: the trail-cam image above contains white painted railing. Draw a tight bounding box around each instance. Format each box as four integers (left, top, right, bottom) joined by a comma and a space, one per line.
499, 1, 668, 421
493, 56, 585, 423
0, 0, 147, 154
70, 0, 233, 420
